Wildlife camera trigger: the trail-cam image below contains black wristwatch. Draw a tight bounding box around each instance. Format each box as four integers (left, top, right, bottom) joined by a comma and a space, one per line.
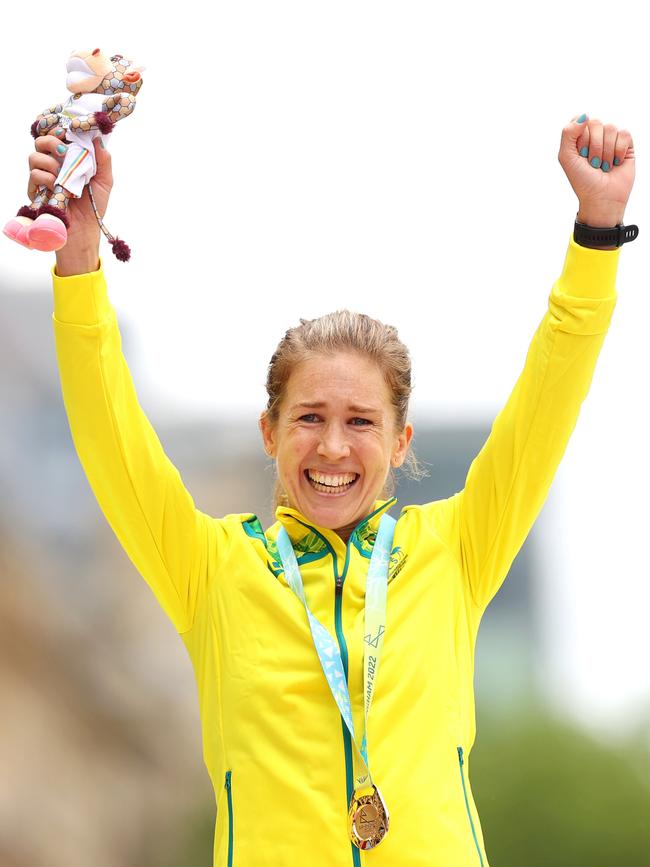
574, 215, 639, 249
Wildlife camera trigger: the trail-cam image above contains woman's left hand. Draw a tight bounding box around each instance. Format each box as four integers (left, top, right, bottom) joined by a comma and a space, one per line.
558, 114, 635, 227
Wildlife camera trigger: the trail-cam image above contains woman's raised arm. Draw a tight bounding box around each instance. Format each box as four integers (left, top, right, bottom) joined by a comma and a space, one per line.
420, 115, 635, 620
38, 136, 225, 634
447, 235, 620, 615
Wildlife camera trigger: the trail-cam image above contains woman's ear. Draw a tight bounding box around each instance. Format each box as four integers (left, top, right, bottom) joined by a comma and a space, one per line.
391, 422, 414, 468
259, 412, 276, 457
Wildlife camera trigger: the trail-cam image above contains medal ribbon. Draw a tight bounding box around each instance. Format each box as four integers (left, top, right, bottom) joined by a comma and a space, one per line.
276, 513, 396, 792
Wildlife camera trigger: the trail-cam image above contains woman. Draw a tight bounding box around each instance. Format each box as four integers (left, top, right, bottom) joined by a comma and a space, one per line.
31, 113, 635, 866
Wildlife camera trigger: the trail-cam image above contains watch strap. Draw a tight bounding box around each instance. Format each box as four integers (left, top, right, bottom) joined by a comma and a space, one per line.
574, 217, 639, 249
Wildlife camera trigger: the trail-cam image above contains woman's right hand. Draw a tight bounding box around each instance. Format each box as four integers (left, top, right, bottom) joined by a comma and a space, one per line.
29, 133, 113, 276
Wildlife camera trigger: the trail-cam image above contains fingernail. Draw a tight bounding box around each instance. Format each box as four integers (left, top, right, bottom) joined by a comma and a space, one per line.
99, 139, 105, 149
614, 157, 620, 166
56, 127, 63, 136
601, 161, 610, 173
590, 156, 601, 169
56, 144, 67, 154
580, 146, 589, 157
577, 113, 587, 123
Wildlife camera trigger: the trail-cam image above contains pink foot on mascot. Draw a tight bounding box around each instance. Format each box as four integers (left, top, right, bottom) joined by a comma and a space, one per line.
27, 207, 69, 252
3, 207, 36, 248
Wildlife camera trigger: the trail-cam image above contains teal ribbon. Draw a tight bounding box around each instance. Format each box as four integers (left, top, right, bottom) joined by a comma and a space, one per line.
276, 513, 396, 791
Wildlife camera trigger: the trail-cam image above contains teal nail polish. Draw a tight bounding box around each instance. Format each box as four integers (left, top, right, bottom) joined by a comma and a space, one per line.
56, 143, 67, 154
590, 156, 601, 169
601, 161, 610, 172
55, 127, 63, 136
99, 138, 105, 149
577, 113, 587, 123
614, 157, 620, 166
580, 146, 589, 157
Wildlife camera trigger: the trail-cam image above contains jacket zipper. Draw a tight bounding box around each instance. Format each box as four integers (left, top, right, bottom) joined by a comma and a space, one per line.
292, 519, 359, 867
224, 770, 234, 867
292, 506, 396, 867
457, 747, 485, 866
334, 560, 361, 867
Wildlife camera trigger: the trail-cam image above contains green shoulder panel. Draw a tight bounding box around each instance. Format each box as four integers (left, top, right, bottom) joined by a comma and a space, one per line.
293, 528, 328, 561
242, 516, 283, 577
353, 521, 377, 558
242, 516, 329, 577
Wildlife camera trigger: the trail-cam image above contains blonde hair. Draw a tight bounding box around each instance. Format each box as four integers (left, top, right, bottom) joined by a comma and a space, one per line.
263, 310, 425, 510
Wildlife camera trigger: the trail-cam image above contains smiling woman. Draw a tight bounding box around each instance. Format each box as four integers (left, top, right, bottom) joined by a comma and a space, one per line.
41, 112, 636, 867
259, 312, 419, 539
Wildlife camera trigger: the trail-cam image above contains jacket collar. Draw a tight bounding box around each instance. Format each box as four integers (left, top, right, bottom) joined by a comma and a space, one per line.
273, 497, 397, 556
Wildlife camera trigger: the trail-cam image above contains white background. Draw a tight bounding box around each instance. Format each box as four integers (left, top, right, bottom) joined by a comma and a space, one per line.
2, 0, 648, 736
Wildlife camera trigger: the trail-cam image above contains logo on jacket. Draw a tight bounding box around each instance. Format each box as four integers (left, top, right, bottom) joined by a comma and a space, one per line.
388, 547, 407, 583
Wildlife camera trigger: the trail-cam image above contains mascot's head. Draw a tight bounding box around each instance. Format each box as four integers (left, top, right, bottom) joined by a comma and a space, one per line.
65, 48, 145, 95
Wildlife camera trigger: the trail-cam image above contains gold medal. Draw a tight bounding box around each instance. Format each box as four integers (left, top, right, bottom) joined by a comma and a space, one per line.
348, 785, 390, 850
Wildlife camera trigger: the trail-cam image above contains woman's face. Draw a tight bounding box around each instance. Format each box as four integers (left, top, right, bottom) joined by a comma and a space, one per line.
260, 351, 413, 538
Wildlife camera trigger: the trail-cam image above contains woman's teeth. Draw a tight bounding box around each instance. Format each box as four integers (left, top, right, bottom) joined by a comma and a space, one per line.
306, 470, 358, 493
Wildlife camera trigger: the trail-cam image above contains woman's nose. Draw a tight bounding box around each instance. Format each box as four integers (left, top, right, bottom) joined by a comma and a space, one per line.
316, 424, 351, 460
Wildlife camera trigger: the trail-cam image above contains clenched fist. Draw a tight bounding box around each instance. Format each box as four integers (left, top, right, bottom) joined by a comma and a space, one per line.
28, 133, 114, 275
558, 114, 635, 228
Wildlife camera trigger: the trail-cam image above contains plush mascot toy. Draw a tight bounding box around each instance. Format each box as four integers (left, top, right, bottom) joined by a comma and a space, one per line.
3, 48, 144, 261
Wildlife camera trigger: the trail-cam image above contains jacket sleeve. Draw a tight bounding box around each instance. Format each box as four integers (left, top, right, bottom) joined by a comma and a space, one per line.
424, 235, 620, 616
51, 259, 224, 634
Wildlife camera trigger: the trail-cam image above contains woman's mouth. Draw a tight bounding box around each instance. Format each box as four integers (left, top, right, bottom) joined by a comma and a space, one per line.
305, 469, 359, 495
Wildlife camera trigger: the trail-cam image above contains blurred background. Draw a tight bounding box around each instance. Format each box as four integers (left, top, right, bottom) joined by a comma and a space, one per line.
1, 1, 648, 865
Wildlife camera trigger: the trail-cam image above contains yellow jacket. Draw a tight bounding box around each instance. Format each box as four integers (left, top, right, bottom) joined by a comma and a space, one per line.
51, 235, 619, 867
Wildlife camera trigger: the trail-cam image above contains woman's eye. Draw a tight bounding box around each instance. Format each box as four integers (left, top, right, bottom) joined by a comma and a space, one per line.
350, 417, 372, 426
299, 413, 319, 423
